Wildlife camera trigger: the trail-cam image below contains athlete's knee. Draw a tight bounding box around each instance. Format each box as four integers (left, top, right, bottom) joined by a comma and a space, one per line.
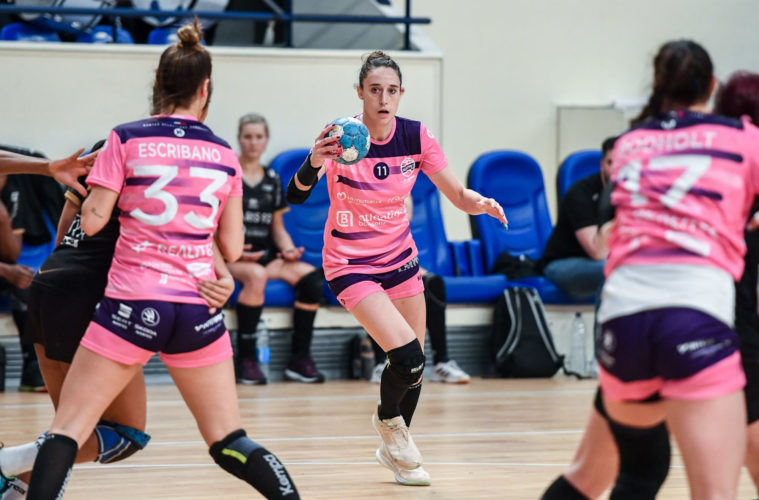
294, 269, 323, 305
608, 418, 670, 500
210, 429, 299, 499
237, 264, 267, 288
94, 419, 151, 464
385, 339, 425, 386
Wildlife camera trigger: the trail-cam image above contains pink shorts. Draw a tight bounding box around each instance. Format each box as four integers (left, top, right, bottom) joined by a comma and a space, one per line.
81, 322, 233, 368
600, 350, 745, 401
327, 258, 424, 311
80, 297, 233, 368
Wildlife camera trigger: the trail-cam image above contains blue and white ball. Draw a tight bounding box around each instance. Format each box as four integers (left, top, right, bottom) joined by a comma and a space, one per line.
327, 116, 371, 165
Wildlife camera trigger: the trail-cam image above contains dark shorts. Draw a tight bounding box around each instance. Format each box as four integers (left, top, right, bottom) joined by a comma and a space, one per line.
597, 307, 745, 401
80, 297, 232, 368
24, 282, 102, 363
327, 257, 423, 311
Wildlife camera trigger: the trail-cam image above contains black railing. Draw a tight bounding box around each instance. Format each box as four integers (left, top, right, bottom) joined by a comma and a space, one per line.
0, 3, 431, 49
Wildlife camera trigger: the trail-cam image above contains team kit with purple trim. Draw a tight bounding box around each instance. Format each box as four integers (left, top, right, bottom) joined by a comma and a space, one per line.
324, 116, 446, 310
80, 114, 242, 368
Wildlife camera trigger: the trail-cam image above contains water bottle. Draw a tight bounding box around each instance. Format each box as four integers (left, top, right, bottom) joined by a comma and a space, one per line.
256, 319, 271, 379
568, 312, 587, 376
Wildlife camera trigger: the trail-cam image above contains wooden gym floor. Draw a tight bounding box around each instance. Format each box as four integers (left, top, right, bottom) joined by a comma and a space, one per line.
0, 378, 755, 499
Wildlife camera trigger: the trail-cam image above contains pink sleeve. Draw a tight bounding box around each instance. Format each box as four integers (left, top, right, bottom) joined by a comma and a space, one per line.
745, 120, 759, 197
86, 129, 126, 194
419, 123, 447, 175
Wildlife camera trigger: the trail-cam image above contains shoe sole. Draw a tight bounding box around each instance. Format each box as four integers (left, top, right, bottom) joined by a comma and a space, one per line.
283, 369, 325, 383
237, 378, 267, 385
18, 385, 47, 393
375, 448, 430, 486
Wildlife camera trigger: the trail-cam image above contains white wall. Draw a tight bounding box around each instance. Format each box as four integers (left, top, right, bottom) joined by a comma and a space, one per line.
3, 0, 759, 242
413, 0, 759, 234
0, 42, 441, 176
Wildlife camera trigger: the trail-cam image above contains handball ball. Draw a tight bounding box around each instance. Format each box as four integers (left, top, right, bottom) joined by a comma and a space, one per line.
327, 117, 371, 165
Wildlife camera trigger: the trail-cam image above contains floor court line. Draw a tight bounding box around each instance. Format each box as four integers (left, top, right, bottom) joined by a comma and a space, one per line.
0, 387, 597, 410
147, 429, 586, 446
73, 461, 688, 470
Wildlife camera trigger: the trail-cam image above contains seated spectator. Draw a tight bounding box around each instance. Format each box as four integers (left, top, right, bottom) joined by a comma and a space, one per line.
538, 137, 616, 300
229, 113, 325, 385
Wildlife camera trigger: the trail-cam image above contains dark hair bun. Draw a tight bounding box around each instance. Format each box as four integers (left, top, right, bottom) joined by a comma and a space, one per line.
177, 19, 203, 47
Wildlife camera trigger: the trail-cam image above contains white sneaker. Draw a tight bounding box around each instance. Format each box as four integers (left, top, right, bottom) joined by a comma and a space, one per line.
375, 443, 431, 486
371, 412, 423, 469
369, 362, 386, 384
430, 360, 471, 384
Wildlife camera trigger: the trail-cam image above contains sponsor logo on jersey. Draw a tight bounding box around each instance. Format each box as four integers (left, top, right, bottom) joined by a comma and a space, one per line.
358, 207, 406, 227
173, 128, 185, 138
400, 157, 415, 178
336, 192, 347, 201
118, 303, 133, 319
132, 240, 154, 253
186, 261, 213, 278
396, 257, 418, 273
141, 307, 160, 327
336, 211, 353, 227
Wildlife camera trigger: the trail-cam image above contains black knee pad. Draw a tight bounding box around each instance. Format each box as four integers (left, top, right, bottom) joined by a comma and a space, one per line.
210, 429, 299, 499
294, 269, 324, 305
386, 338, 425, 385
422, 272, 446, 304
94, 419, 151, 464
608, 419, 670, 500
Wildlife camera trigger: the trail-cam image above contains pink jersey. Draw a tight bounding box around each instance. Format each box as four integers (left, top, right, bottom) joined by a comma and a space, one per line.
87, 114, 242, 304
606, 111, 759, 280
322, 116, 447, 279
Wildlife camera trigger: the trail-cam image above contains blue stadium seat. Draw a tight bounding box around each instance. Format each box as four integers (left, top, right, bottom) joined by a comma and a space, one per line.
270, 148, 340, 305
467, 151, 587, 304
76, 25, 134, 44
226, 149, 314, 309
17, 212, 57, 272
410, 171, 507, 303
147, 26, 179, 45
556, 150, 601, 201
147, 26, 207, 45
0, 22, 61, 42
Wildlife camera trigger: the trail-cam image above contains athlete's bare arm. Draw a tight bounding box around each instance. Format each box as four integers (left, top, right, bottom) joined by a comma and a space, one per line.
216, 196, 244, 262
80, 186, 118, 236
429, 166, 508, 225
0, 149, 96, 197
56, 198, 80, 246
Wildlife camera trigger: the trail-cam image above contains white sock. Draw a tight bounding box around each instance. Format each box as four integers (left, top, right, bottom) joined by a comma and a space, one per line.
1, 476, 28, 500
0, 437, 43, 477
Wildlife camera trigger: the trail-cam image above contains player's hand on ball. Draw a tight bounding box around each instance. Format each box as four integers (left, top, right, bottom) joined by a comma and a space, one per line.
477, 197, 508, 226
311, 125, 342, 168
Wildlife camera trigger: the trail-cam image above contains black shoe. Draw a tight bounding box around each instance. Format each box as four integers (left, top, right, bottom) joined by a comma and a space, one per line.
19, 360, 46, 393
